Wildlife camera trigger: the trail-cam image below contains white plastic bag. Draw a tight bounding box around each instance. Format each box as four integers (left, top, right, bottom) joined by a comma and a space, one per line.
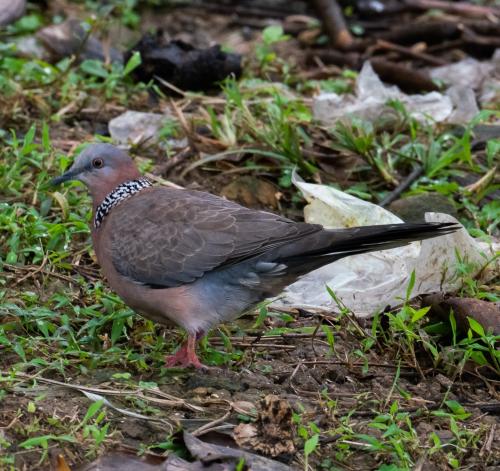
274, 175, 499, 316
313, 61, 478, 126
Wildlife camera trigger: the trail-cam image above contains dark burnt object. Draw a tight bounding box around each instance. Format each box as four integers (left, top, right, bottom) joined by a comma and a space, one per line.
126, 32, 243, 94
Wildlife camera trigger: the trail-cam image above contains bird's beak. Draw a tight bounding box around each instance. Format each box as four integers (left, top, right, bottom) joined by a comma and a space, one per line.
50, 168, 80, 186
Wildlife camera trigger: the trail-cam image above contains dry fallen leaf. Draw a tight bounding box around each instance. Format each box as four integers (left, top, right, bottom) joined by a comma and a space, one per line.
221, 176, 278, 209
233, 394, 295, 457
55, 454, 72, 471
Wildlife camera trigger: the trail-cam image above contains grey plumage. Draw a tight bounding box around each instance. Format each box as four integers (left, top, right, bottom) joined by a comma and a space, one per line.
51, 143, 459, 368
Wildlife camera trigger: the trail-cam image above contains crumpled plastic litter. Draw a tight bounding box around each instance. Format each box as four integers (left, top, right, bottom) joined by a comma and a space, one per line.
273, 174, 499, 317
313, 61, 478, 125
429, 50, 500, 106
430, 57, 496, 90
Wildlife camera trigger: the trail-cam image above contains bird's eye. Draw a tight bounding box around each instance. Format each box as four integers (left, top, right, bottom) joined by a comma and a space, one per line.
92, 158, 104, 169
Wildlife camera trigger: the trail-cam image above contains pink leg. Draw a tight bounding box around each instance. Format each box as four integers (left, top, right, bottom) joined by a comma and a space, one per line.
165, 334, 204, 369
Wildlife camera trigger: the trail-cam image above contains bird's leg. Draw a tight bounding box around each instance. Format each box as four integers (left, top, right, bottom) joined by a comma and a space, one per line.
165, 333, 204, 369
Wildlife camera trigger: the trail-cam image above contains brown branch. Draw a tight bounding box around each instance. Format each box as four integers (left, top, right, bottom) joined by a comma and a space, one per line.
370, 58, 439, 93
376, 21, 460, 45
405, 0, 500, 18
375, 39, 447, 66
311, 0, 354, 49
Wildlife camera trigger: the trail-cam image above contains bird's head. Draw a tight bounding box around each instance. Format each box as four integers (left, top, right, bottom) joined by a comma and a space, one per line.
51, 143, 141, 203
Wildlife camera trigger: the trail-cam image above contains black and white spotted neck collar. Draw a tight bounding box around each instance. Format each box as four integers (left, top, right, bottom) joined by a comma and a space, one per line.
94, 177, 152, 228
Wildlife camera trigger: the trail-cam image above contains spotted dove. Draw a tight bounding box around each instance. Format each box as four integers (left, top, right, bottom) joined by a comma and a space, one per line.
51, 144, 458, 368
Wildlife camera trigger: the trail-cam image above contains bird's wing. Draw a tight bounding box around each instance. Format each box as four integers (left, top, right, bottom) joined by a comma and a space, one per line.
108, 187, 321, 287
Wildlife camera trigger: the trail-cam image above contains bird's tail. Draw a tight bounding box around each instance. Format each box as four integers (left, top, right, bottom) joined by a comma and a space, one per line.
282, 222, 460, 272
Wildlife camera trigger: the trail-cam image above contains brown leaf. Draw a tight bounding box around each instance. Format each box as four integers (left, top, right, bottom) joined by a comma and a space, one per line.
221, 177, 279, 209
76, 451, 166, 471
183, 431, 292, 471
233, 394, 295, 457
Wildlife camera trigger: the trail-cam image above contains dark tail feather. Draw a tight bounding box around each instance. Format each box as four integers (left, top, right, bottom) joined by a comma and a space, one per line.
283, 222, 460, 274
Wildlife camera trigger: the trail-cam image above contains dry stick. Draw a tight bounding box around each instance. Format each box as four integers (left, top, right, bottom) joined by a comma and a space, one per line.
6, 371, 202, 412
156, 146, 193, 176
13, 254, 51, 286
308, 51, 439, 93
462, 27, 500, 48
480, 423, 496, 457
296, 359, 415, 369
375, 39, 447, 66
210, 341, 297, 350
369, 58, 439, 92
3, 263, 76, 283
192, 409, 233, 437
379, 166, 424, 207
311, 0, 354, 49
144, 172, 183, 189
214, 332, 330, 342
190, 1, 295, 19
376, 21, 460, 45
404, 0, 500, 18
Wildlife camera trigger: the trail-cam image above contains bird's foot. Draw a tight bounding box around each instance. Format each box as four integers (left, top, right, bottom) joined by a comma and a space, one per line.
165, 349, 204, 368
165, 335, 206, 369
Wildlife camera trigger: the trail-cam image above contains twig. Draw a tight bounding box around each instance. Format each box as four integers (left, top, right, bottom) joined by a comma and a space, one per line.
480, 424, 496, 457
5, 371, 203, 412
370, 59, 439, 93
209, 341, 296, 350
185, 1, 296, 19
308, 51, 439, 92
462, 27, 500, 48
376, 21, 460, 45
154, 75, 187, 97
404, 0, 500, 18
295, 359, 416, 369
192, 409, 232, 437
379, 165, 423, 207
144, 172, 184, 189
0, 414, 20, 430
155, 147, 193, 176
375, 40, 447, 66
209, 333, 330, 345
311, 0, 354, 49
12, 254, 49, 286
3, 263, 76, 283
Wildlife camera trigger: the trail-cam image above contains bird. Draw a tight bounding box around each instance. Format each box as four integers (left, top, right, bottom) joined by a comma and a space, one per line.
51, 143, 459, 368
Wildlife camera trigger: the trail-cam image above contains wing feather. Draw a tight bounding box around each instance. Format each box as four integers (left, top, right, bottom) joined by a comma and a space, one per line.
108, 187, 321, 287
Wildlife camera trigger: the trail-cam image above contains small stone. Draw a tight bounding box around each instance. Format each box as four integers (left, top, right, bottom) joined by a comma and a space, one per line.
13, 37, 50, 61
389, 194, 457, 223
109, 110, 170, 146
435, 373, 453, 390
232, 400, 257, 417
0, 0, 25, 27
121, 419, 149, 439
435, 429, 455, 451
